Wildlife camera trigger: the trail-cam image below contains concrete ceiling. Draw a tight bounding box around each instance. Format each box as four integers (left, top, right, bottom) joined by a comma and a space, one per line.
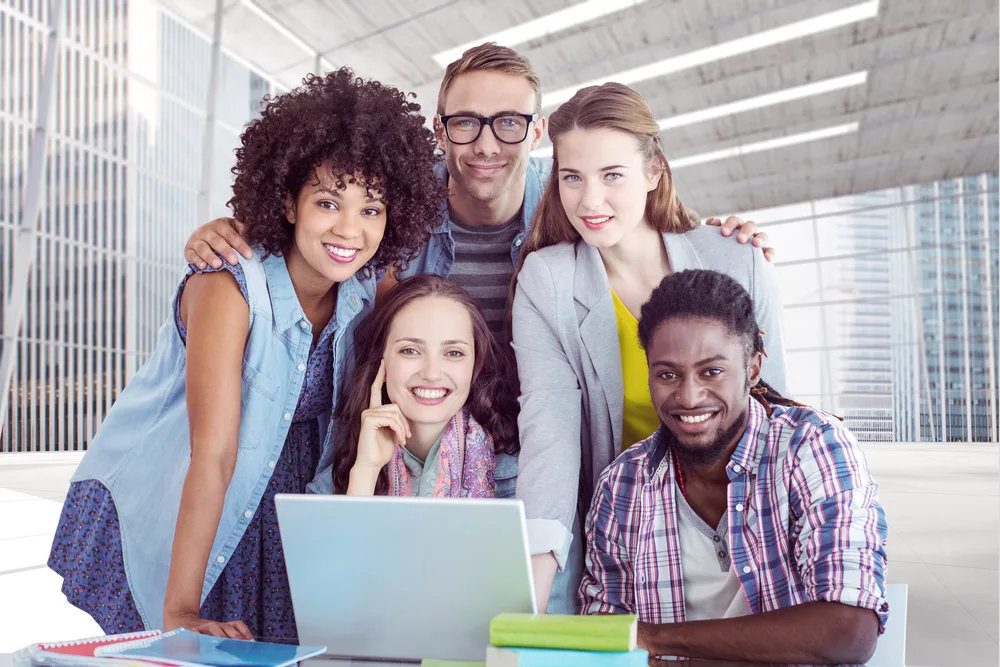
161, 0, 1000, 214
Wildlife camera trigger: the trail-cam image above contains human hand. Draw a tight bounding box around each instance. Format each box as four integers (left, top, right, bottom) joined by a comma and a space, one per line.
164, 609, 254, 640
183, 217, 252, 270
353, 360, 410, 474
705, 216, 775, 263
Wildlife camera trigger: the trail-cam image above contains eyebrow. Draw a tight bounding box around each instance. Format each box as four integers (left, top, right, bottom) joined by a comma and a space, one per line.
447, 109, 531, 117
395, 337, 470, 346
558, 165, 628, 174
651, 354, 729, 368
315, 186, 383, 203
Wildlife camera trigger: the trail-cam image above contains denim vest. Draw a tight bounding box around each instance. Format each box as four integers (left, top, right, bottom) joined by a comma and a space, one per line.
71, 252, 376, 629
397, 157, 552, 279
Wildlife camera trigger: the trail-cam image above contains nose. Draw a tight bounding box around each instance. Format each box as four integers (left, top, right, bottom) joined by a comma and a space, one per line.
419, 354, 444, 382
334, 209, 364, 240
579, 180, 605, 212
472, 121, 501, 157
676, 375, 705, 408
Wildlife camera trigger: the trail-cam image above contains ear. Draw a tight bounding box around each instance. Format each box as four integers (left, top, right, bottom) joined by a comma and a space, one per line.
285, 197, 297, 225
529, 115, 547, 151
433, 116, 447, 152
747, 350, 763, 391
646, 154, 665, 193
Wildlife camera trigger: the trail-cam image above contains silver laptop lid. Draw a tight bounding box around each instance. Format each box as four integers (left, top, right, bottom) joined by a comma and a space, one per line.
275, 494, 536, 663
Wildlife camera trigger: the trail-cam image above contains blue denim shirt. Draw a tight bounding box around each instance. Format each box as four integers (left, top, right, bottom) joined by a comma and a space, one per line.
396, 156, 553, 501
70, 252, 376, 629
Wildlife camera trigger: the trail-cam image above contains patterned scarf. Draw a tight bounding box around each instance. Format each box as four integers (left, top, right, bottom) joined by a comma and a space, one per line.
389, 408, 496, 498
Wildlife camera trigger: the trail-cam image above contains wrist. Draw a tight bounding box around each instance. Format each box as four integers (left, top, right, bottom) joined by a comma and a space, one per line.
347, 465, 380, 495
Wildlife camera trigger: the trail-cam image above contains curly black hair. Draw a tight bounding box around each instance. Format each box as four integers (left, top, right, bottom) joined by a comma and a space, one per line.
228, 67, 445, 276
638, 269, 804, 416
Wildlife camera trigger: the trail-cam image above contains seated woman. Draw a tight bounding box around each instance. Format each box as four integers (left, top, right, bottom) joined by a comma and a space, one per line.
333, 275, 519, 498
47, 67, 444, 641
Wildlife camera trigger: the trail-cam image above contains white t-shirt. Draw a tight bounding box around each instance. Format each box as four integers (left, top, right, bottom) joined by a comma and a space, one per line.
676, 491, 753, 621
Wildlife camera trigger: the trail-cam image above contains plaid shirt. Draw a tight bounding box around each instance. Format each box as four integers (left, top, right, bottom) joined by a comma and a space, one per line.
580, 398, 890, 631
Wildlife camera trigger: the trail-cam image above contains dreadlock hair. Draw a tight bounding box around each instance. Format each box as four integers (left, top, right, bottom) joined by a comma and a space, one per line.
637, 269, 803, 417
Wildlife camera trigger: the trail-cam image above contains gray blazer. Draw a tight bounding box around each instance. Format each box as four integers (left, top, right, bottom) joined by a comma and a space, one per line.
511, 225, 788, 564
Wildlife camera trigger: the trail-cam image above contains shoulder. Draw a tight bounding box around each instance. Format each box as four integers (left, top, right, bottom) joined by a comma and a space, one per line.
769, 404, 861, 458
596, 432, 659, 496
529, 156, 553, 181
519, 243, 577, 285
681, 225, 764, 269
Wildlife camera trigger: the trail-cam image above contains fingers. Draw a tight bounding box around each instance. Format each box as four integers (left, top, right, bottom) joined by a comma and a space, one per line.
762, 245, 776, 263
231, 620, 255, 641
185, 239, 222, 270
220, 221, 253, 262
704, 217, 730, 234
732, 217, 757, 243
362, 405, 411, 444
369, 360, 386, 409
751, 230, 768, 247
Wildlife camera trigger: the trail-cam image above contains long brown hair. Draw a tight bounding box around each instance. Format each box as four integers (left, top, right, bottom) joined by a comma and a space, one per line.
333, 275, 520, 494
506, 83, 700, 331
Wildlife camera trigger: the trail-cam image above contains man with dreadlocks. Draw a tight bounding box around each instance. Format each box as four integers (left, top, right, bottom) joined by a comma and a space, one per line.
579, 269, 889, 665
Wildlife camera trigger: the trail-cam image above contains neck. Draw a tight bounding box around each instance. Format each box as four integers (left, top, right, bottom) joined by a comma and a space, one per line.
447, 175, 525, 228
598, 220, 670, 283
283, 246, 337, 324
406, 419, 451, 461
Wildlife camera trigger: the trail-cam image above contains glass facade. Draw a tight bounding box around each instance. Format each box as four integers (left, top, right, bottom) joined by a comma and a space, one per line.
744, 173, 999, 442
1, 0, 275, 451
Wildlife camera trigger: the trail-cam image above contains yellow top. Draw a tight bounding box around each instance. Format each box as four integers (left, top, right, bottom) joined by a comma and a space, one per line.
612, 290, 661, 451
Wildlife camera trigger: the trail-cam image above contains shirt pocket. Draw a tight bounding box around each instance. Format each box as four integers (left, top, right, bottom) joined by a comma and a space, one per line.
238, 361, 280, 450
494, 452, 519, 499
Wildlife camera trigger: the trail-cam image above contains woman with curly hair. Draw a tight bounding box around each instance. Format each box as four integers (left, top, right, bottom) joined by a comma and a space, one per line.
333, 275, 519, 498
47, 67, 444, 641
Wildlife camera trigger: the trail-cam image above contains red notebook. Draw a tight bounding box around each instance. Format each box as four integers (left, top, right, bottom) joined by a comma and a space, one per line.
36, 631, 163, 657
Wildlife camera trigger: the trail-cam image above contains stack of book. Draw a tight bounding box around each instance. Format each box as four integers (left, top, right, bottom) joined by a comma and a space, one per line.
484, 613, 647, 666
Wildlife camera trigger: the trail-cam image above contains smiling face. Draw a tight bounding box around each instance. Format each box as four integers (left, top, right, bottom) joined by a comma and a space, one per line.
435, 70, 543, 207
383, 295, 476, 427
283, 162, 387, 287
646, 316, 761, 466
555, 127, 661, 248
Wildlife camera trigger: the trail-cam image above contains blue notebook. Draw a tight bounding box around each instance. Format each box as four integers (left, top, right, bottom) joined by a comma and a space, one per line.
485, 645, 648, 667
94, 628, 326, 667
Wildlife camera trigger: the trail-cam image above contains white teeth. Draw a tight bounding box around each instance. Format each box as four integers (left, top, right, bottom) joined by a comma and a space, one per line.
324, 243, 358, 258
413, 388, 447, 399
585, 216, 611, 223
679, 413, 712, 424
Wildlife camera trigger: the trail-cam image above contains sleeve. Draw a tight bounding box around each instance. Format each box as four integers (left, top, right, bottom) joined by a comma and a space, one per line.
749, 249, 789, 396
173, 260, 250, 344
788, 421, 890, 632
579, 465, 636, 615
512, 253, 582, 568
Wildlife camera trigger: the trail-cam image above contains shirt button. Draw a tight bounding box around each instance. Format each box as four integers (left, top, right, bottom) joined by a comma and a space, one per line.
300, 320, 309, 329
514, 238, 523, 247
743, 565, 751, 574
244, 510, 253, 519
268, 460, 276, 469
216, 555, 225, 564
735, 503, 744, 512
713, 535, 721, 542
718, 551, 727, 559
297, 363, 306, 371
284, 412, 291, 421
733, 464, 742, 473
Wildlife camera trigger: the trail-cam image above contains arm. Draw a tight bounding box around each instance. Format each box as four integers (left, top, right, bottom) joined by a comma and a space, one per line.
162, 272, 252, 639
639, 602, 878, 664
749, 250, 789, 396
183, 218, 252, 269
578, 468, 636, 615
511, 254, 583, 608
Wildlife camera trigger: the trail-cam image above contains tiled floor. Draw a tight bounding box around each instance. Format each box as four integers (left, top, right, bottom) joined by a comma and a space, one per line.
0, 444, 997, 665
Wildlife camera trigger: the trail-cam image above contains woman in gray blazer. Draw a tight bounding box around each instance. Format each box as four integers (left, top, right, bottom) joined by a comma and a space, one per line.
511, 82, 789, 613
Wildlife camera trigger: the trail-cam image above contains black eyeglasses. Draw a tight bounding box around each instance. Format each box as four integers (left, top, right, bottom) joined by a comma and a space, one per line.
439, 113, 538, 145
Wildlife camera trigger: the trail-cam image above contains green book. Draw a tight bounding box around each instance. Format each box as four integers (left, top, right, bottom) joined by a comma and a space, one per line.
489, 614, 638, 652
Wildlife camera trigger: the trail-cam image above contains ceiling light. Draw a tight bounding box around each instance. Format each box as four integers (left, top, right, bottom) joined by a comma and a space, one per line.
432, 0, 649, 69
529, 72, 867, 158
542, 0, 879, 108
657, 71, 868, 130
670, 122, 859, 169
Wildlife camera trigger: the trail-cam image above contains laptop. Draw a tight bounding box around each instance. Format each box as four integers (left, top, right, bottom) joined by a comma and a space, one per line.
274, 494, 537, 663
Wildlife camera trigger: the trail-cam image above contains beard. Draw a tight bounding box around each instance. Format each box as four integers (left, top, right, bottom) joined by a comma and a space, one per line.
664, 408, 748, 469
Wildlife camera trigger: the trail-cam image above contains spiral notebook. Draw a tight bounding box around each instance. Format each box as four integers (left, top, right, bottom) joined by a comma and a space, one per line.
19, 630, 172, 667
94, 628, 326, 667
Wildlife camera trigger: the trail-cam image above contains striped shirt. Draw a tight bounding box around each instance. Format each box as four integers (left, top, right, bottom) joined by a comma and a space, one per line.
579, 398, 890, 632
448, 212, 521, 338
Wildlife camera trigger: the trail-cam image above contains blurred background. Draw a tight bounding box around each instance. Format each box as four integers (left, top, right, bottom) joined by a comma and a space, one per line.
0, 0, 997, 664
